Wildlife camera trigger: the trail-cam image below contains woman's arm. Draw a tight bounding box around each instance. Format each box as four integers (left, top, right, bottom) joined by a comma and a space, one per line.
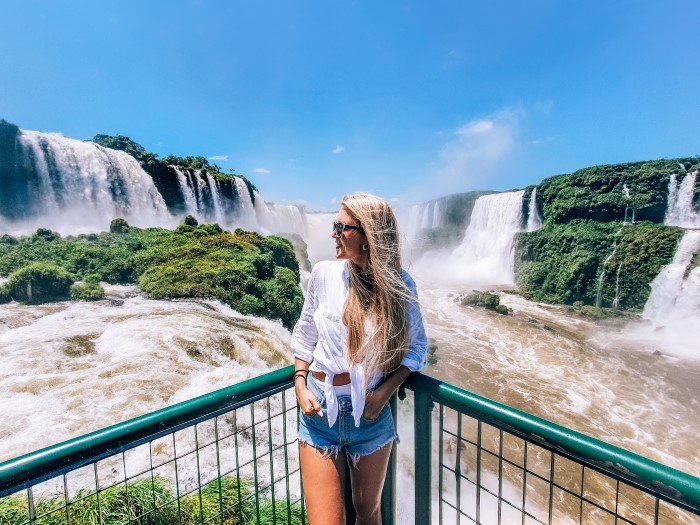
294, 357, 323, 416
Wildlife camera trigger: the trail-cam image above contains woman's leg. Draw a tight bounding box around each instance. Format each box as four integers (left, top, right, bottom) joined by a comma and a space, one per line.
349, 443, 393, 525
299, 442, 347, 525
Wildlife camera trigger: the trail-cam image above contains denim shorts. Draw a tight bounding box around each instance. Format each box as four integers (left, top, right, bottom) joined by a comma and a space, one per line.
297, 376, 399, 464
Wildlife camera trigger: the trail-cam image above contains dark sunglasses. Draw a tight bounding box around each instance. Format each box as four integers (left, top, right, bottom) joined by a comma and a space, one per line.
333, 221, 364, 236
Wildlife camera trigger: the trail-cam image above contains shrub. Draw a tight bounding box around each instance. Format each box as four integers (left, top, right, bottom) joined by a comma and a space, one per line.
70, 282, 105, 301
6, 262, 74, 303
109, 217, 130, 234
33, 228, 61, 241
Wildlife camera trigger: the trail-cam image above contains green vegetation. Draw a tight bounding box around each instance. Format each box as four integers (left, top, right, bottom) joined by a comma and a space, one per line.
92, 134, 258, 199
0, 221, 303, 328
2, 262, 74, 304
514, 221, 683, 309
0, 475, 304, 525
70, 274, 105, 301
427, 338, 438, 365
537, 158, 700, 224
511, 158, 698, 311
459, 291, 510, 315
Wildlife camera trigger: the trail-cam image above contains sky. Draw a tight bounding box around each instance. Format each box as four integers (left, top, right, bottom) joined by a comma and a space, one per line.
1, 0, 699, 211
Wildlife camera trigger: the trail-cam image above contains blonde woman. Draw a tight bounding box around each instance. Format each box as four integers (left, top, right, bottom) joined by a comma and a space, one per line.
291, 192, 428, 524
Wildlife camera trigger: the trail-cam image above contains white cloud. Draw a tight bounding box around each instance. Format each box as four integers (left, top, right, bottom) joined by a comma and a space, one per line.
253, 167, 270, 174
407, 107, 523, 201
208, 155, 228, 161
332, 145, 344, 154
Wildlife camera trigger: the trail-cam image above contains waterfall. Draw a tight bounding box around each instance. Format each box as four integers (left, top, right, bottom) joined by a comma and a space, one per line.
441, 190, 525, 284
231, 177, 257, 230
612, 262, 623, 309
643, 230, 700, 324
205, 172, 226, 226
665, 171, 700, 227
398, 201, 441, 244
526, 187, 542, 231
174, 167, 199, 218
595, 226, 625, 308
10, 130, 174, 234
253, 196, 308, 237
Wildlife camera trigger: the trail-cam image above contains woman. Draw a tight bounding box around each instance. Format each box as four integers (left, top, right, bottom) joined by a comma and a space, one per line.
291, 192, 428, 524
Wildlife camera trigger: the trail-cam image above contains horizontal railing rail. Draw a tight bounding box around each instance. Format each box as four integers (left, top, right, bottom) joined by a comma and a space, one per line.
407, 373, 700, 524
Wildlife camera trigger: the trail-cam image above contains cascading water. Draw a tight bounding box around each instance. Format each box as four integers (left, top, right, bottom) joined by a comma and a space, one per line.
595, 225, 625, 308
253, 195, 308, 237
665, 171, 700, 228
643, 230, 700, 325
400, 200, 441, 243
232, 177, 258, 231
526, 187, 542, 231
174, 167, 200, 218
6, 130, 175, 234
441, 190, 525, 284
205, 172, 226, 226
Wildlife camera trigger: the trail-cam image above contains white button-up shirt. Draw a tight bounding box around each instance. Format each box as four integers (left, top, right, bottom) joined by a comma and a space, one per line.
291, 260, 428, 427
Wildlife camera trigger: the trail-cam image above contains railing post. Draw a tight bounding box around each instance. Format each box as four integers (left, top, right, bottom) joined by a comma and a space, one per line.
380, 393, 398, 525
414, 381, 432, 523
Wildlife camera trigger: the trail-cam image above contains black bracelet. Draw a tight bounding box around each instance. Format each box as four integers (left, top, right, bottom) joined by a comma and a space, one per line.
293, 370, 308, 383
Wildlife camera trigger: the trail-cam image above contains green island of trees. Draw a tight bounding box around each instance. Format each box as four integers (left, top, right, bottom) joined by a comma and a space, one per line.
0, 219, 303, 330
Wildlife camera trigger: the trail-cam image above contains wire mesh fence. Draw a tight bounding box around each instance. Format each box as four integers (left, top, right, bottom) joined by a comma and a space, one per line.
407, 374, 700, 525
2, 368, 699, 525
0, 368, 304, 525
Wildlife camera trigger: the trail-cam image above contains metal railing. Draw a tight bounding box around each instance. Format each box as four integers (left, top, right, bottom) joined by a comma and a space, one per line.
1, 367, 699, 524
0, 366, 303, 525
407, 373, 700, 525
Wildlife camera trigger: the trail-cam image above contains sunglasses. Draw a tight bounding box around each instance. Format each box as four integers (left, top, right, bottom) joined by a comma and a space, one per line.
333, 221, 364, 236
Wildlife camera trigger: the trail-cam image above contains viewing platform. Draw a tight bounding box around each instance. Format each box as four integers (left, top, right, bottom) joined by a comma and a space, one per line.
1, 366, 699, 524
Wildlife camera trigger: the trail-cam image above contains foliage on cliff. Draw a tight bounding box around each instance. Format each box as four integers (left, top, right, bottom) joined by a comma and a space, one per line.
0, 222, 303, 329
537, 158, 700, 224
92, 133, 258, 204
514, 221, 683, 309
512, 158, 698, 310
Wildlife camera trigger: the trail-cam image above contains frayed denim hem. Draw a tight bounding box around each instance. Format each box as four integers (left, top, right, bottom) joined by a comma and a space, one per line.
299, 439, 342, 460
299, 434, 400, 467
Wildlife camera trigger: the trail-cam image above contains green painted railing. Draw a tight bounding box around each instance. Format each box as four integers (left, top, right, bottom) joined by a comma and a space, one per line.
406, 373, 700, 524
1, 367, 699, 524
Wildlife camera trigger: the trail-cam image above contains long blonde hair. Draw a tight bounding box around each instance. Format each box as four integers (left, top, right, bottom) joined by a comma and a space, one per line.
341, 192, 411, 377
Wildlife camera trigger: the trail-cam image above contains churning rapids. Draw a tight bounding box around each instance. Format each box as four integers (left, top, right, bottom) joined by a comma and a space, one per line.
1, 266, 699, 477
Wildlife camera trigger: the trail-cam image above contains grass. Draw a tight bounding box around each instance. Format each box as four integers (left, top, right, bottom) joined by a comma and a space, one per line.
0, 476, 304, 525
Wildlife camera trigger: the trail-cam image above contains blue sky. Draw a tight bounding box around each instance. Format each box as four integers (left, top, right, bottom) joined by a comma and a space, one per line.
1, 1, 698, 210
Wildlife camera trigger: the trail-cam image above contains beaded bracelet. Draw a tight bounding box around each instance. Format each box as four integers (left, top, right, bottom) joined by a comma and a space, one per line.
293, 370, 308, 384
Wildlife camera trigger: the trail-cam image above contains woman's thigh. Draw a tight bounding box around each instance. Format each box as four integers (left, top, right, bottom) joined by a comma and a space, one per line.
299, 443, 347, 525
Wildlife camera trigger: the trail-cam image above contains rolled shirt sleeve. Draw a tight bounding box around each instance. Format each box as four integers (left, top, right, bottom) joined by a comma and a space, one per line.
400, 271, 428, 372
290, 266, 319, 364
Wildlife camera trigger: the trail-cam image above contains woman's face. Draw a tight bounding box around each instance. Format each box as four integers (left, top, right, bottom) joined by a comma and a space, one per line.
333, 205, 369, 270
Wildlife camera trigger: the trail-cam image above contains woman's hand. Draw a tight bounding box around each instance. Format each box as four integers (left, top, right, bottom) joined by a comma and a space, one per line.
362, 389, 389, 421
362, 365, 413, 420
295, 381, 323, 416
